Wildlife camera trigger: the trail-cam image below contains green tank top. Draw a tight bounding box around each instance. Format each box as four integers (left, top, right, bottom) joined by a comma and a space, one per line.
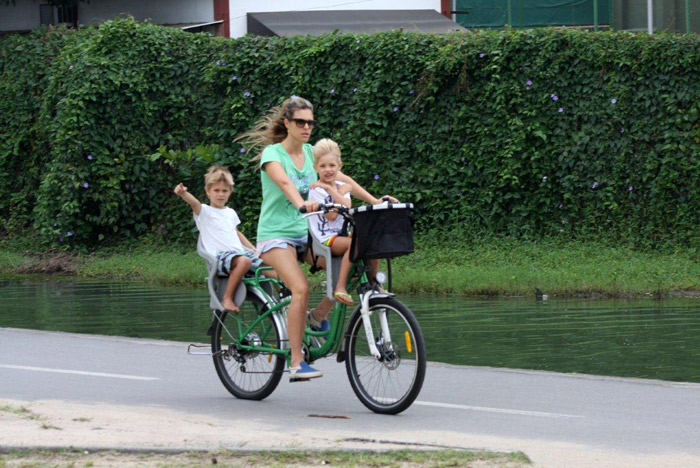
256, 143, 318, 242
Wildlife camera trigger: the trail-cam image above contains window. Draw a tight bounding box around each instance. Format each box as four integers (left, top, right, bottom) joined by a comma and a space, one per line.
39, 3, 77, 27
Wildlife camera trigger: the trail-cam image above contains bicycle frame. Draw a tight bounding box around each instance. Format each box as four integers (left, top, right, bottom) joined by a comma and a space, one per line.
221, 258, 389, 365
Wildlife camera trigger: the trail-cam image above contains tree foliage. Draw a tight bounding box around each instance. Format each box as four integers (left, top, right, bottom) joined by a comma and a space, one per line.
1, 18, 699, 249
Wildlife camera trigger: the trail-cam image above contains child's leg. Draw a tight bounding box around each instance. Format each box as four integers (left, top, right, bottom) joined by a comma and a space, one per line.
334, 249, 353, 295
329, 237, 352, 291
222, 255, 252, 312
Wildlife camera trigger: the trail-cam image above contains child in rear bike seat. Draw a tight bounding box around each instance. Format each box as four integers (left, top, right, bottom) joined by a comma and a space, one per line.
309, 139, 379, 307
174, 166, 262, 313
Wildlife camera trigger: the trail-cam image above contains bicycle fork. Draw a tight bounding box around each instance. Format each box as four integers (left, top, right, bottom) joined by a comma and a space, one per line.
358, 291, 392, 359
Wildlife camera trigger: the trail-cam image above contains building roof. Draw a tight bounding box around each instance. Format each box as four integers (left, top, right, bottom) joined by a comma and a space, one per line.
247, 10, 466, 37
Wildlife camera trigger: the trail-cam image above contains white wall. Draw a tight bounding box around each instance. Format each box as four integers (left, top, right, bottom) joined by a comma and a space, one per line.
229, 0, 442, 38
0, 1, 42, 32
79, 0, 213, 26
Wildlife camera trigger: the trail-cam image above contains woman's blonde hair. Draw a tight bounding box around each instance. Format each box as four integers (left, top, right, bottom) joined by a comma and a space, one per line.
204, 165, 234, 189
236, 96, 314, 166
313, 138, 342, 165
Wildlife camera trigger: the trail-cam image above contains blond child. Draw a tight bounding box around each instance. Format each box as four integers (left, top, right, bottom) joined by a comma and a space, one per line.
308, 139, 380, 308
174, 166, 261, 313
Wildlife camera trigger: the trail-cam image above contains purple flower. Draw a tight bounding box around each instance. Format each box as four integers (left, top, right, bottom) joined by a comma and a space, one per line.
620, 128, 625, 134
59, 235, 64, 243
356, 39, 360, 44
628, 185, 634, 191
330, 88, 335, 94
393, 106, 399, 112
479, 53, 485, 58
249, 99, 254, 105
558, 203, 563, 209
231, 75, 238, 81
291, 95, 299, 100
551, 94, 559, 101
353, 88, 357, 93
374, 174, 380, 180
409, 89, 415, 95
526, 80, 533, 87
244, 91, 251, 98
87, 154, 93, 160
82, 182, 89, 188
611, 98, 617, 104
68, 65, 73, 71
216, 60, 221, 66
53, 222, 58, 227
558, 107, 564, 113
542, 176, 547, 182
240, 148, 246, 153
66, 231, 73, 237
592, 181, 599, 189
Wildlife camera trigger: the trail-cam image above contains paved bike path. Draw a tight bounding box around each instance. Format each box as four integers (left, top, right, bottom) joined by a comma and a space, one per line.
1, 327, 700, 467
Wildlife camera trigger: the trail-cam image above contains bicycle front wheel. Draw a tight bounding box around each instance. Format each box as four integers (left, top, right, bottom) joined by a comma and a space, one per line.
211, 293, 285, 400
345, 297, 426, 414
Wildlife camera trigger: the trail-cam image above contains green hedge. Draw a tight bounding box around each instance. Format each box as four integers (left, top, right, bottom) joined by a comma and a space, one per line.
1, 18, 699, 249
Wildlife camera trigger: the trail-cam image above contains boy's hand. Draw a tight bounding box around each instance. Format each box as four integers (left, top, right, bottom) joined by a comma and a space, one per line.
174, 183, 188, 196
375, 195, 398, 204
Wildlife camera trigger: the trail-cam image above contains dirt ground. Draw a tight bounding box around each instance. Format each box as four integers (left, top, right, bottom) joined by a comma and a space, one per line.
0, 398, 528, 467
4, 398, 700, 468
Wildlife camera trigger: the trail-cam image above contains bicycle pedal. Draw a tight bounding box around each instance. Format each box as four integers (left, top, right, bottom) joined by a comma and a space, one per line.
336, 350, 346, 363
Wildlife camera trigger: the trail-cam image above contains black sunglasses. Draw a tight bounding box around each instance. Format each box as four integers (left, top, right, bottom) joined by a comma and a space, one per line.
291, 118, 318, 129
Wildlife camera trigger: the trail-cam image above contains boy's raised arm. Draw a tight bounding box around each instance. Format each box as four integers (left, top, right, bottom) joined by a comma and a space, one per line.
174, 183, 202, 216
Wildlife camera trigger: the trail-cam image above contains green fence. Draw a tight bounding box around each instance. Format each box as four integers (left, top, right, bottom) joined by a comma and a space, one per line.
455, 0, 700, 34
456, 0, 611, 29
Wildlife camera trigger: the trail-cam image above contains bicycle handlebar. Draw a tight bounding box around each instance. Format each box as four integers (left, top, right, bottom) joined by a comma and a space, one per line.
299, 203, 349, 216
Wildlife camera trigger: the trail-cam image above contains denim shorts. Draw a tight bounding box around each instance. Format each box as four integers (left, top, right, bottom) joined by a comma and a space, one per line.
256, 235, 308, 262
216, 248, 263, 277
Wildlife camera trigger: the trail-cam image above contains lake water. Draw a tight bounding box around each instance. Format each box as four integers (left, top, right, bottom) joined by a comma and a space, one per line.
1, 277, 699, 383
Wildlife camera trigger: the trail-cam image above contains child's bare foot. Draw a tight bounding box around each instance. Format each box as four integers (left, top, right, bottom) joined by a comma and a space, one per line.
222, 297, 239, 313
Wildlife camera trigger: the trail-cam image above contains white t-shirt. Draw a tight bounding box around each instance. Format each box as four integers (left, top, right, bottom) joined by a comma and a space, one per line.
194, 204, 245, 257
308, 182, 351, 243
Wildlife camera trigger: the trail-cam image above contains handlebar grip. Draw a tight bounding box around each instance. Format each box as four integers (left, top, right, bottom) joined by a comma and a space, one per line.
299, 206, 307, 214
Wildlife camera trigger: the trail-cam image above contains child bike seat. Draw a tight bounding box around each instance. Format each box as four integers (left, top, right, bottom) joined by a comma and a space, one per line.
308, 232, 343, 301
197, 235, 247, 311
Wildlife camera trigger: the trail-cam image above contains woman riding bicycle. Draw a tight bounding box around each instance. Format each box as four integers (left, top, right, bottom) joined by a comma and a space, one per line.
238, 96, 387, 381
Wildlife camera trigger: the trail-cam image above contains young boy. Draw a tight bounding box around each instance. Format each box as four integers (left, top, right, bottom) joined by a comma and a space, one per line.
174, 166, 261, 312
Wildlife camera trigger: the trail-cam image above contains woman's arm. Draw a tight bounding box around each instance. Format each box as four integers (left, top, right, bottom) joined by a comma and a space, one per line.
264, 161, 317, 212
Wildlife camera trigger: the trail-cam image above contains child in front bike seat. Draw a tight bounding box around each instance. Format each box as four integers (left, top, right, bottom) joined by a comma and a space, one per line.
309, 139, 380, 307
174, 166, 263, 313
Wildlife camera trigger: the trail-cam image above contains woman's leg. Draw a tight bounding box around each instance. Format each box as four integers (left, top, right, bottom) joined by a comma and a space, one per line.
221, 255, 252, 313
261, 246, 310, 368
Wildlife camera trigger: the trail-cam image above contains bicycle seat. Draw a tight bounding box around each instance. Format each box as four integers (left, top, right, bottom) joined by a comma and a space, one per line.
197, 235, 247, 311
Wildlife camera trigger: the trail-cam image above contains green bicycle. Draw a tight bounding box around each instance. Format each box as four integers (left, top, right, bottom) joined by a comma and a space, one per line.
193, 201, 426, 414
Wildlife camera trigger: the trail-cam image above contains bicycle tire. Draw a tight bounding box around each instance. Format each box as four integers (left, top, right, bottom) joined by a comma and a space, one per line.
211, 292, 284, 400
345, 297, 426, 414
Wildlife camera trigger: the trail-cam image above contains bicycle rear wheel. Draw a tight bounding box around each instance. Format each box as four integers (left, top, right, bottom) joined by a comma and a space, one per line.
345, 297, 426, 414
211, 293, 285, 400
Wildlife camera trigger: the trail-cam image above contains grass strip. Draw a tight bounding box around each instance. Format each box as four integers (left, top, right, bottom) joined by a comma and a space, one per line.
0, 448, 530, 467
1, 236, 699, 297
